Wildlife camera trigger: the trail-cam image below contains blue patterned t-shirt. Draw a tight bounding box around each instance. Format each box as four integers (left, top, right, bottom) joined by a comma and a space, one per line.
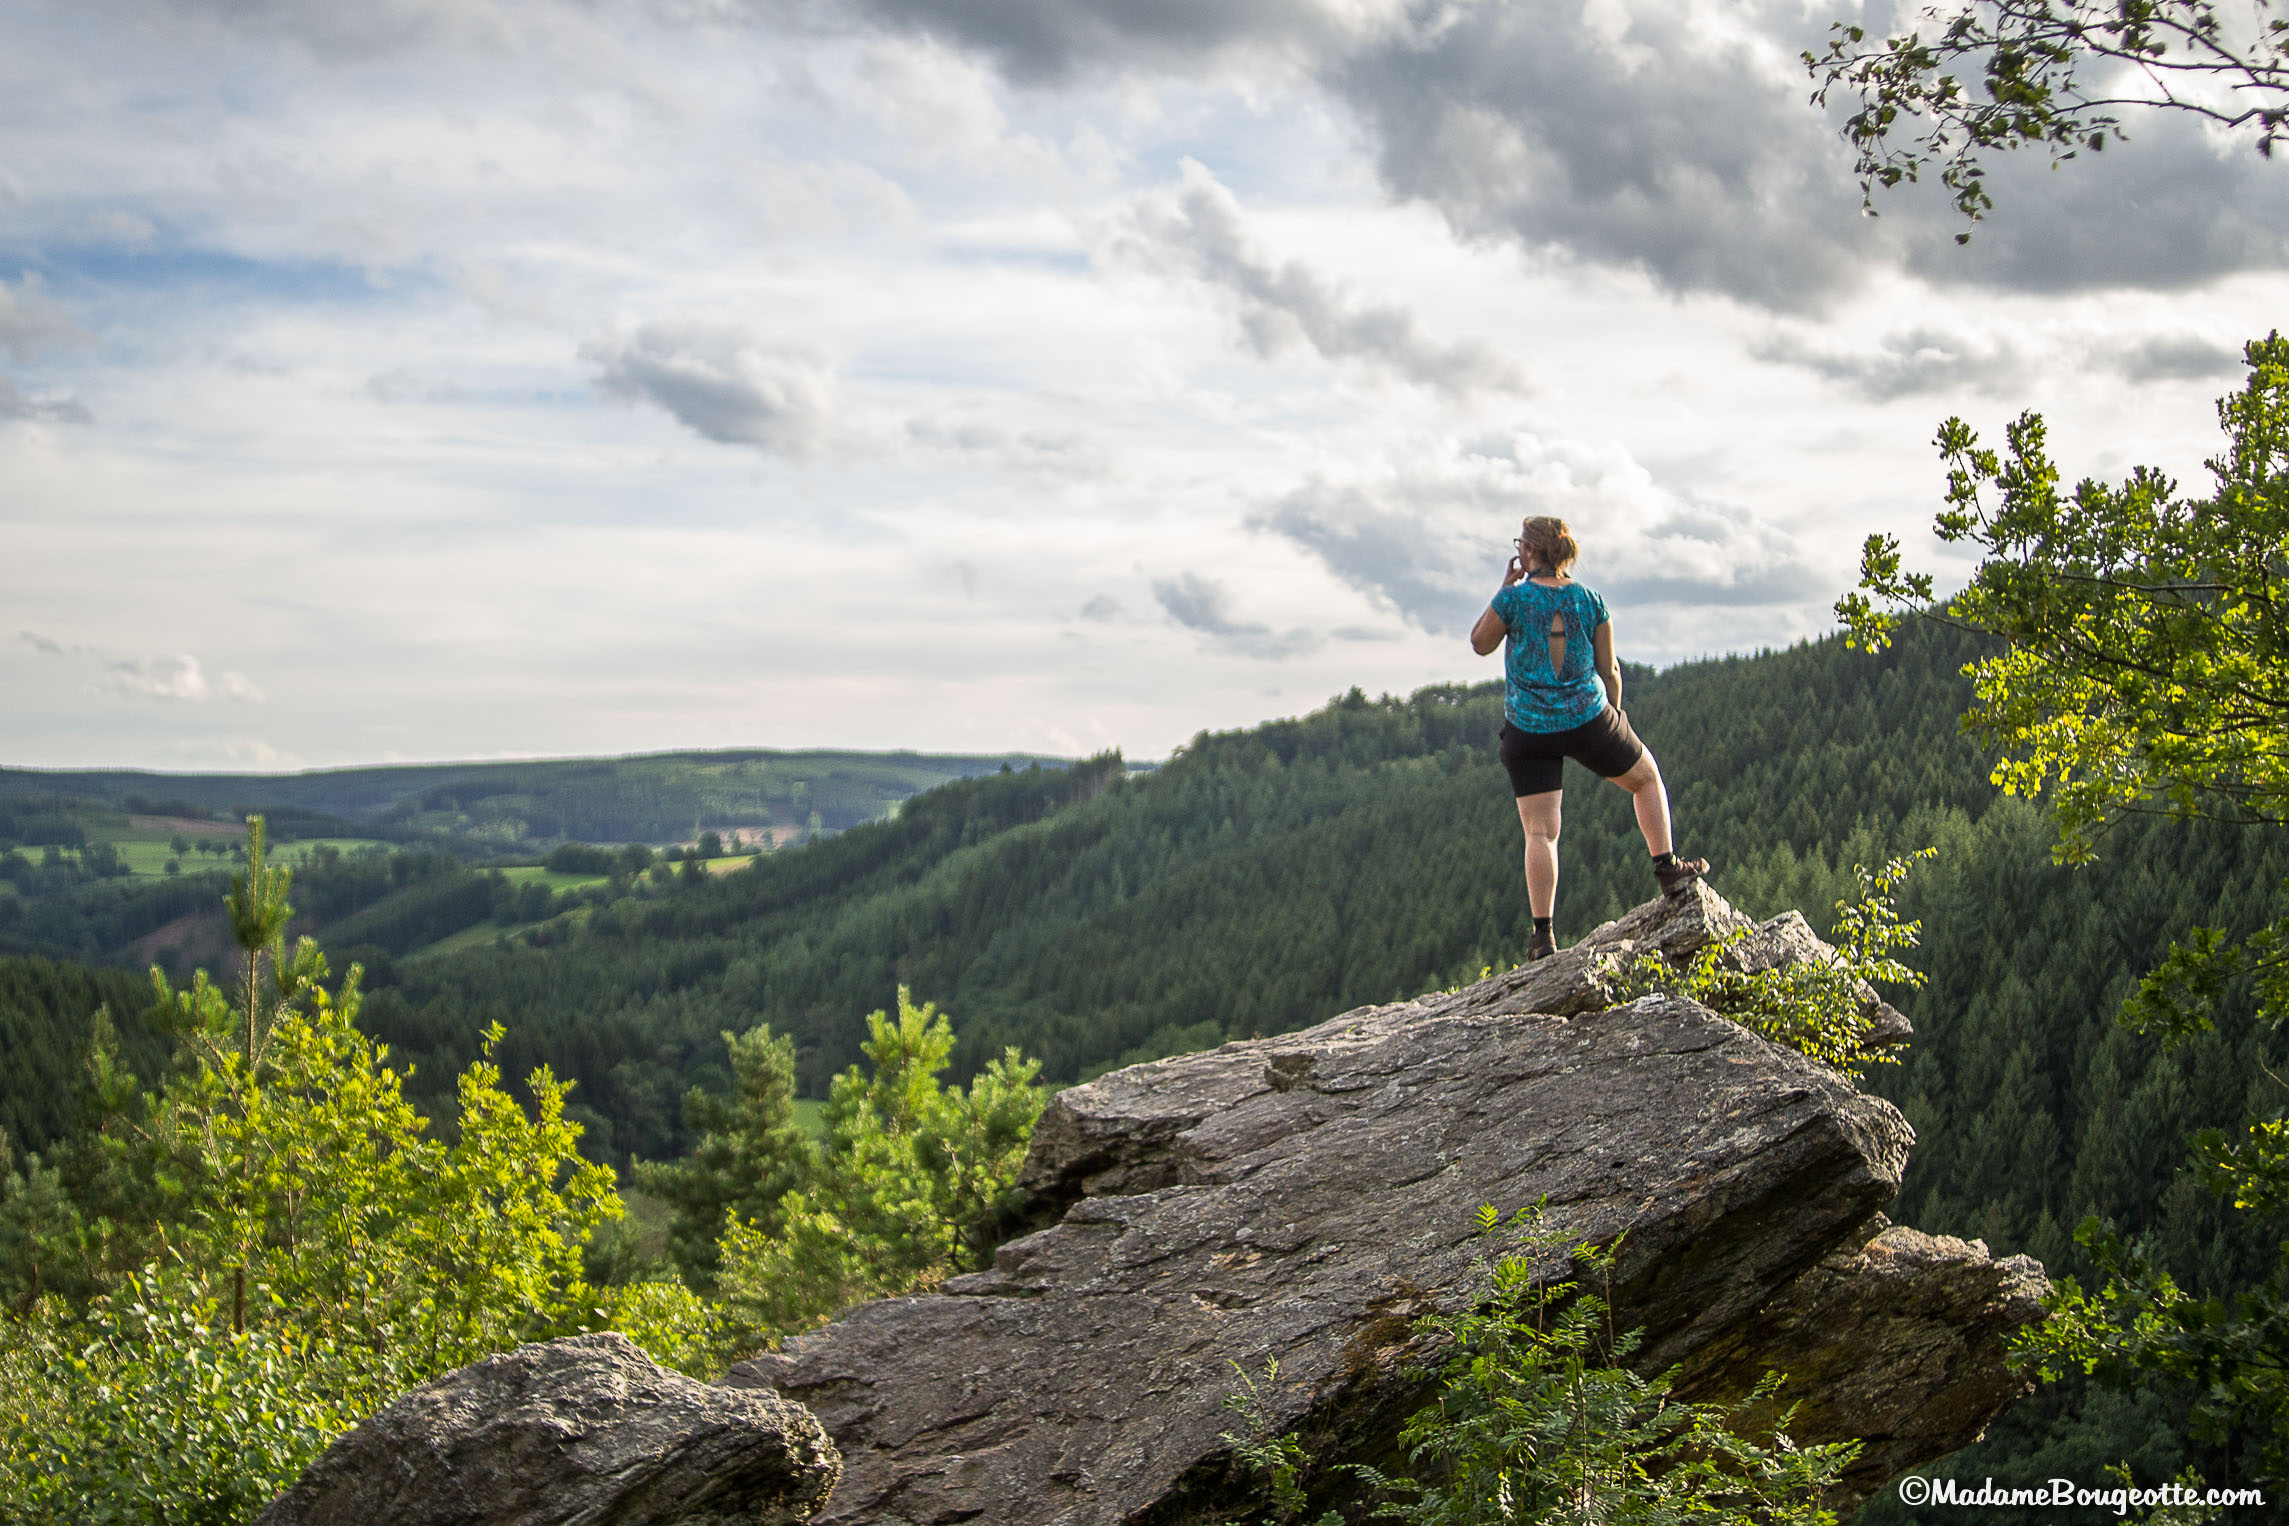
1491, 580, 1609, 732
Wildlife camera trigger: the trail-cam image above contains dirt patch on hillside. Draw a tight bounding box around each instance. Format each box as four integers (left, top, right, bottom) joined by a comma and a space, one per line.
130, 910, 238, 977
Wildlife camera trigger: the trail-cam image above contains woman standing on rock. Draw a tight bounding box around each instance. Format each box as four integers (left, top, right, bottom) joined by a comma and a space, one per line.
1471, 515, 1706, 962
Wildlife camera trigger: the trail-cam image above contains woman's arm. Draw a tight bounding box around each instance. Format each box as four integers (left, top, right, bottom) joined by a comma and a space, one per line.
1593, 621, 1621, 709
1470, 605, 1507, 656
1470, 558, 1525, 656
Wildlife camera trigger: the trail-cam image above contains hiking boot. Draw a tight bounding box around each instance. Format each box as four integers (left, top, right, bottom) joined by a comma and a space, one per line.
1654, 854, 1709, 897
1528, 927, 1559, 962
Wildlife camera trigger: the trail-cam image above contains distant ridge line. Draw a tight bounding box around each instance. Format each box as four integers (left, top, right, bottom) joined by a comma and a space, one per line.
0, 744, 1072, 784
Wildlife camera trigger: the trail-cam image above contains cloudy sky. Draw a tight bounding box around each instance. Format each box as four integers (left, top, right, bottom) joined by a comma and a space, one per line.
4, 0, 2283, 771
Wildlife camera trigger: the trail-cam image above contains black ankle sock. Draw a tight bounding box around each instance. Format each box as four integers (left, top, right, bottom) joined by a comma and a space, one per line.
1652, 851, 1678, 869
1533, 916, 1554, 938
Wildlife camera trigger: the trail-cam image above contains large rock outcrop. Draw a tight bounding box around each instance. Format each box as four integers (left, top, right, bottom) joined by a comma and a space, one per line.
257, 1332, 839, 1526
1673, 1218, 2047, 1507
722, 883, 2044, 1523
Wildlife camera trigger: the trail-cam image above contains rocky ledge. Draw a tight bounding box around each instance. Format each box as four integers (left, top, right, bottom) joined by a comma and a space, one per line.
261, 884, 2044, 1525
719, 883, 2045, 1523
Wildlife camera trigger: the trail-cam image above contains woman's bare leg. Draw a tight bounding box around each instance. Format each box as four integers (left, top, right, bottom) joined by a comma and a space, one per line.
1515, 790, 1562, 917
1608, 750, 1672, 857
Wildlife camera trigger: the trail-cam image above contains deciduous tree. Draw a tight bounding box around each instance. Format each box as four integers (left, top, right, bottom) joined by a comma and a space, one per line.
1842, 337, 2289, 1479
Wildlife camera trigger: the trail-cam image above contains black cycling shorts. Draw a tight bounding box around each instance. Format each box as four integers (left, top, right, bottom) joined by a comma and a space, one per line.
1498, 709, 1645, 798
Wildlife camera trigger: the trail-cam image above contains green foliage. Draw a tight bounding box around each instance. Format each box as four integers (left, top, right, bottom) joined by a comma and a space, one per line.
130, 957, 680, 1367
635, 1023, 817, 1291
1221, 1207, 1853, 1526
10, 617, 2281, 1498
336, 641, 2000, 1166
0, 817, 714, 1525
1221, 1359, 1340, 1526
0, 957, 164, 1154
714, 986, 1044, 1350
1843, 337, 2289, 858
1363, 1207, 1853, 1525
1845, 339, 2289, 1505
546, 842, 617, 875
1604, 852, 1933, 1077
1806, 1, 2289, 227
0, 748, 1050, 849
0, 1273, 411, 1526
2018, 1216, 2289, 1486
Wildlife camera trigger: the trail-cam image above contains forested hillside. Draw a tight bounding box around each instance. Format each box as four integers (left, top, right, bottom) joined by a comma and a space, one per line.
6, 619, 2278, 1509
336, 621, 1998, 1159
0, 959, 165, 1155
362, 620, 2281, 1504
0, 748, 1053, 850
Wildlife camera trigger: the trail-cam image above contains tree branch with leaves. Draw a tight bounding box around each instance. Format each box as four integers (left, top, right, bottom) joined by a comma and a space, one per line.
1808, 0, 2289, 228
1842, 336, 2289, 1481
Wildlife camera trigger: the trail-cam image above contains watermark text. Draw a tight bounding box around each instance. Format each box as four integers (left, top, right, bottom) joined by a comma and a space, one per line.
1896, 1475, 2266, 1514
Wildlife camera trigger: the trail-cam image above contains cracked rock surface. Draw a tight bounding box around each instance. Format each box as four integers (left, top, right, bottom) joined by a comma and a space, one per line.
723, 884, 2036, 1524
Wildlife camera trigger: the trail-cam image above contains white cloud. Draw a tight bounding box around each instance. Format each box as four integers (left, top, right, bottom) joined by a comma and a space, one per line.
165, 736, 301, 769
0, 376, 92, 424
1253, 432, 1825, 639
1752, 327, 2027, 403
20, 635, 262, 704
850, 37, 1047, 175
0, 274, 94, 425
586, 321, 839, 457
1121, 161, 1521, 395
905, 416, 1110, 480
0, 274, 88, 362
796, 0, 1392, 83
787, 0, 2289, 306
1151, 571, 1323, 660
2100, 334, 2244, 384
0, 0, 2281, 771
78, 209, 157, 247
106, 654, 214, 701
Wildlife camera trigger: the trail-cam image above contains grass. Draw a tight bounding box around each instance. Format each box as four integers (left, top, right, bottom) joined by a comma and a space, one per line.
492, 857, 754, 893
497, 866, 612, 893
7, 836, 382, 881
407, 921, 517, 960
404, 906, 596, 962
103, 837, 383, 879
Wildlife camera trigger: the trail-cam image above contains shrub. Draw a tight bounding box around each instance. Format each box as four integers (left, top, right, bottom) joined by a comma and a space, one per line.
1603, 852, 1933, 1077
544, 842, 615, 876
1224, 1204, 1857, 1525
0, 818, 716, 1525
0, 1275, 409, 1526
713, 987, 1044, 1353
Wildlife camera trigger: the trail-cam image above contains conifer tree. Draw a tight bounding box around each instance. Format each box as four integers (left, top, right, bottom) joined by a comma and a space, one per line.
635, 1023, 816, 1291
714, 987, 1042, 1346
